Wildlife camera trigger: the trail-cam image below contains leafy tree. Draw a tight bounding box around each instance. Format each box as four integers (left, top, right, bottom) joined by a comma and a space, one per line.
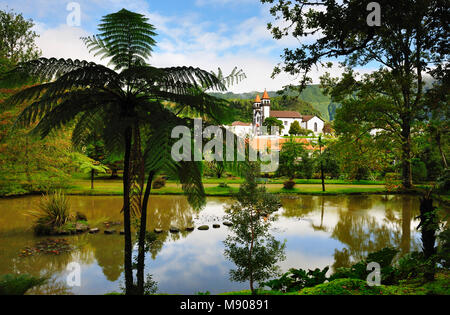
0, 9, 41, 65
224, 163, 286, 294
1, 9, 228, 295
262, 0, 449, 188
263, 117, 284, 135
288, 120, 302, 135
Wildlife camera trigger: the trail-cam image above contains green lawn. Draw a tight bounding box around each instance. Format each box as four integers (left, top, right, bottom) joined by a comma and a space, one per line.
66, 178, 390, 196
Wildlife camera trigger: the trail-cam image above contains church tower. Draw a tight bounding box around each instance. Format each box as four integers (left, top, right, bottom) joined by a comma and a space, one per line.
253, 94, 262, 135
261, 89, 271, 122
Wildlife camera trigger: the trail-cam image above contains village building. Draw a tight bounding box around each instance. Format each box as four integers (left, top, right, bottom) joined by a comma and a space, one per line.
228, 90, 325, 137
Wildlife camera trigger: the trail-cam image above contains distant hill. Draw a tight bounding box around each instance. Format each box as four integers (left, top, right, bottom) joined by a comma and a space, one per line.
210, 85, 333, 120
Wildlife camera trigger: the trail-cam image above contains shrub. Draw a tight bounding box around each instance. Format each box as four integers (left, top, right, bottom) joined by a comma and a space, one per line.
0, 274, 47, 295
76, 212, 87, 221
264, 267, 329, 292
283, 180, 296, 190
299, 278, 389, 295
152, 177, 166, 189
27, 191, 71, 235
436, 169, 450, 194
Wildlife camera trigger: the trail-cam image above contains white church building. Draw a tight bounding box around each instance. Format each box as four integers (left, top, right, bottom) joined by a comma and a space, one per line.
228, 90, 324, 137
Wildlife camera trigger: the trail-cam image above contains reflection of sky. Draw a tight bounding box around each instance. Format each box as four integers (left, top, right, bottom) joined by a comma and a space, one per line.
1, 195, 424, 295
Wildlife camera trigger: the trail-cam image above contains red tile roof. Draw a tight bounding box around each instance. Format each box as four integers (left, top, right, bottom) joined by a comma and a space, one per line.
270, 111, 302, 118
232, 121, 252, 126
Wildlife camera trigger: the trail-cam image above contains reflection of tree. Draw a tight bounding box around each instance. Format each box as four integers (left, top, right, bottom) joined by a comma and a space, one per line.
311, 197, 327, 232
332, 195, 420, 271
89, 235, 124, 282
281, 196, 318, 218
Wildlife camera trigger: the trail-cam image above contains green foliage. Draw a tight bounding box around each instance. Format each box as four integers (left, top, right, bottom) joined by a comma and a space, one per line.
264, 266, 329, 292
27, 191, 71, 235
330, 247, 399, 285
288, 121, 302, 135
283, 180, 295, 190
436, 169, 450, 194
277, 137, 309, 179
0, 9, 41, 65
0, 274, 47, 295
411, 158, 428, 182
299, 278, 389, 295
223, 163, 286, 294
263, 117, 284, 135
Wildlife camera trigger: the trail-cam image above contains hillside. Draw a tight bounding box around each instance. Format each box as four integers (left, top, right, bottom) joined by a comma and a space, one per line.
210, 85, 333, 121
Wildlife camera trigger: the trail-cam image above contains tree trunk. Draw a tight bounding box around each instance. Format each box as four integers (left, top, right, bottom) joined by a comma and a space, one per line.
123, 127, 134, 294
136, 171, 155, 295
401, 120, 413, 189
249, 211, 255, 295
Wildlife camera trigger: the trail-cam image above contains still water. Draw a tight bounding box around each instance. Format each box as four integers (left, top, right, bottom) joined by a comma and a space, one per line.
0, 195, 424, 294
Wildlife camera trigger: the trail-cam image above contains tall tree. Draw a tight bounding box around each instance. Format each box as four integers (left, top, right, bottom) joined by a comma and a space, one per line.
261, 0, 449, 188
1, 9, 228, 295
0, 9, 41, 66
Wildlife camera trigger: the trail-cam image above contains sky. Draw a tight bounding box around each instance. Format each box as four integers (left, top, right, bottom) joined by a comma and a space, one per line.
0, 0, 375, 93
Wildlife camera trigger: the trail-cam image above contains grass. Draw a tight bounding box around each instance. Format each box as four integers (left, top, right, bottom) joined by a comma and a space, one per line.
65, 178, 392, 197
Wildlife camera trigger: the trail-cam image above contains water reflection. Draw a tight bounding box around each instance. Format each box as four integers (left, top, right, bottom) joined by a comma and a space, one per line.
0, 194, 437, 294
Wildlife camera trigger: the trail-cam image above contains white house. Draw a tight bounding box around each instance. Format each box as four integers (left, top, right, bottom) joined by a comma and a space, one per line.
227, 121, 253, 138
248, 90, 324, 136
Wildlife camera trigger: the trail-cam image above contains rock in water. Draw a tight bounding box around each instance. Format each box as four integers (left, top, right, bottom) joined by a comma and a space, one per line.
154, 228, 163, 233
89, 228, 100, 234
185, 226, 195, 232
213, 224, 220, 228
223, 221, 233, 227
170, 226, 180, 233
198, 225, 209, 231
104, 229, 116, 234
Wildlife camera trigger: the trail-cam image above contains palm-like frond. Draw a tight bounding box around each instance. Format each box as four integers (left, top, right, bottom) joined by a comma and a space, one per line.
83, 9, 157, 70
211, 66, 247, 88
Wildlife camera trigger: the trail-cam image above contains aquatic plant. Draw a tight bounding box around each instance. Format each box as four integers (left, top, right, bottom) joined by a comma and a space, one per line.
27, 191, 71, 235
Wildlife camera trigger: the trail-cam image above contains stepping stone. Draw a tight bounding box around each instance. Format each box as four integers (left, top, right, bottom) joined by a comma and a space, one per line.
76, 223, 89, 234
154, 228, 163, 233
185, 226, 195, 232
89, 228, 100, 234
223, 221, 233, 227
198, 225, 209, 231
213, 224, 220, 228
104, 229, 116, 234
170, 226, 180, 233
119, 230, 125, 235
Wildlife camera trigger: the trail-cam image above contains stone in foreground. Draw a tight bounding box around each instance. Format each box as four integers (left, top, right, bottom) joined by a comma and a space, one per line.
198, 225, 209, 231
154, 228, 163, 233
213, 224, 220, 228
223, 221, 233, 227
104, 229, 116, 234
89, 228, 100, 234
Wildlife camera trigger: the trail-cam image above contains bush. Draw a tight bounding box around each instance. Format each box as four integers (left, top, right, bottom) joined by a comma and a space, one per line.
283, 180, 296, 190
436, 169, 450, 194
264, 267, 329, 292
27, 191, 71, 235
330, 247, 399, 285
0, 274, 47, 295
76, 212, 87, 221
299, 278, 389, 295
152, 177, 166, 189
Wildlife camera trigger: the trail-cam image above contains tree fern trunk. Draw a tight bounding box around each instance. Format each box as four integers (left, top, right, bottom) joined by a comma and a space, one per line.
123, 126, 134, 294
137, 171, 155, 295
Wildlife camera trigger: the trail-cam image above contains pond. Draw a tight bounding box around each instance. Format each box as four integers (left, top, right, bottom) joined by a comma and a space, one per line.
0, 194, 426, 294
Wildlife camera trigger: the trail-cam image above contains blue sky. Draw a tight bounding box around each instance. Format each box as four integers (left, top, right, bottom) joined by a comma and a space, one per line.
0, 0, 372, 92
